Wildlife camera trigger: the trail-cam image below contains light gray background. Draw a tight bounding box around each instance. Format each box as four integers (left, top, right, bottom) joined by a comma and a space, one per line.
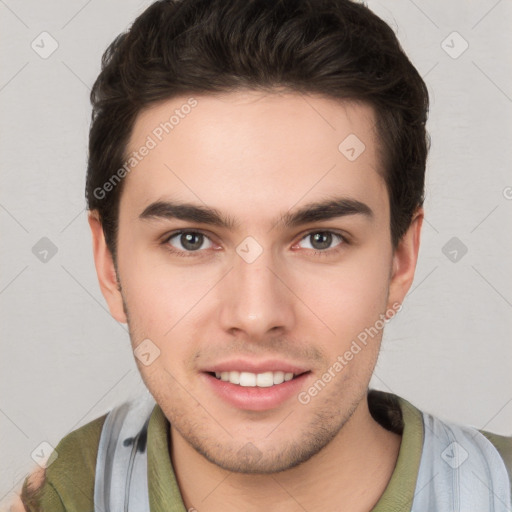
1, 0, 511, 505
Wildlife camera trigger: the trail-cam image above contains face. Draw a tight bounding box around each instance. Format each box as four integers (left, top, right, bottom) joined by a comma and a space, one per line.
90, 90, 421, 473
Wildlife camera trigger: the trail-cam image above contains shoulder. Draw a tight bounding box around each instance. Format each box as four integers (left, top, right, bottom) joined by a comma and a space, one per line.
480, 429, 512, 487
386, 392, 512, 507
480, 429, 512, 460
19, 412, 108, 511
416, 404, 512, 501
371, 391, 512, 483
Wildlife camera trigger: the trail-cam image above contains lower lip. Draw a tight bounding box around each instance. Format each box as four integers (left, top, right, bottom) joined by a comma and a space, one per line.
202, 372, 311, 411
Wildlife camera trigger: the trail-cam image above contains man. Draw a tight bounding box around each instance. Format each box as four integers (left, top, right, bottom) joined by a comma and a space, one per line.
12, 0, 512, 510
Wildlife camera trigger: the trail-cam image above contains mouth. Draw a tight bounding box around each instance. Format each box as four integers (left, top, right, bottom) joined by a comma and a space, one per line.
202, 365, 312, 411
207, 370, 310, 388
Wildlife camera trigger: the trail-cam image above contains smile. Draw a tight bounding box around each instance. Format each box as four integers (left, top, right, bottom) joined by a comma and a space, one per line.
213, 370, 298, 387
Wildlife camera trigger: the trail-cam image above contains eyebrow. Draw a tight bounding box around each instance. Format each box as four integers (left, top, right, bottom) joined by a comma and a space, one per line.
138, 196, 373, 230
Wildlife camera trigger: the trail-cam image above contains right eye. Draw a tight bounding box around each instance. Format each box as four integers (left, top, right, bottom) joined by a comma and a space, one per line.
162, 230, 215, 257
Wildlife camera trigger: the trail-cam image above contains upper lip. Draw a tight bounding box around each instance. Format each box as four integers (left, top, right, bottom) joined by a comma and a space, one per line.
202, 359, 310, 375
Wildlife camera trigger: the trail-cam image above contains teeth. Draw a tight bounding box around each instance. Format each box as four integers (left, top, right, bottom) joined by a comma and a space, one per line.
213, 370, 298, 387
239, 372, 256, 387
273, 371, 285, 384
256, 372, 273, 387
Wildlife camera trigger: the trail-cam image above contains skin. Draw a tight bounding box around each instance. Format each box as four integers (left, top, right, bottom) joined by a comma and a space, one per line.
11, 90, 422, 512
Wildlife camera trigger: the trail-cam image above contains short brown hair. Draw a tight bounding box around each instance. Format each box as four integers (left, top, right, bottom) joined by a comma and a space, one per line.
86, 0, 429, 263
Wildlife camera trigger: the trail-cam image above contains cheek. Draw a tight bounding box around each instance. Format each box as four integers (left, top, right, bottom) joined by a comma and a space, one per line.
117, 251, 211, 372
301, 249, 391, 321
117, 235, 202, 327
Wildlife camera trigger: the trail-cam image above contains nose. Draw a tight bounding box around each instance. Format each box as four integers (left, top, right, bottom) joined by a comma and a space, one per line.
217, 243, 296, 340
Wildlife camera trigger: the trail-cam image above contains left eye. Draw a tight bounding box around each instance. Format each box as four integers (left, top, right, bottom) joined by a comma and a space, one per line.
297, 231, 345, 252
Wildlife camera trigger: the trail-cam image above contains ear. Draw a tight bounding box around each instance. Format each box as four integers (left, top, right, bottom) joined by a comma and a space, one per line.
387, 207, 423, 312
88, 210, 127, 324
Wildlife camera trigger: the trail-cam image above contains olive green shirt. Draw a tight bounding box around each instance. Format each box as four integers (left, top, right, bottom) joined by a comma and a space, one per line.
21, 390, 512, 511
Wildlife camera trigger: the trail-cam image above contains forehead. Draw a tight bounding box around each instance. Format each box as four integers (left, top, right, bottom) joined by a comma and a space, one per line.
120, 90, 388, 227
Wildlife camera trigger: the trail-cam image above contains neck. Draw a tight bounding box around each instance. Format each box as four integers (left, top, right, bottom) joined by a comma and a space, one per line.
170, 394, 401, 512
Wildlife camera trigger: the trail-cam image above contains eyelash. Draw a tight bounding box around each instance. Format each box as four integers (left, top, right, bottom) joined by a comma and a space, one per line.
160, 229, 348, 258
